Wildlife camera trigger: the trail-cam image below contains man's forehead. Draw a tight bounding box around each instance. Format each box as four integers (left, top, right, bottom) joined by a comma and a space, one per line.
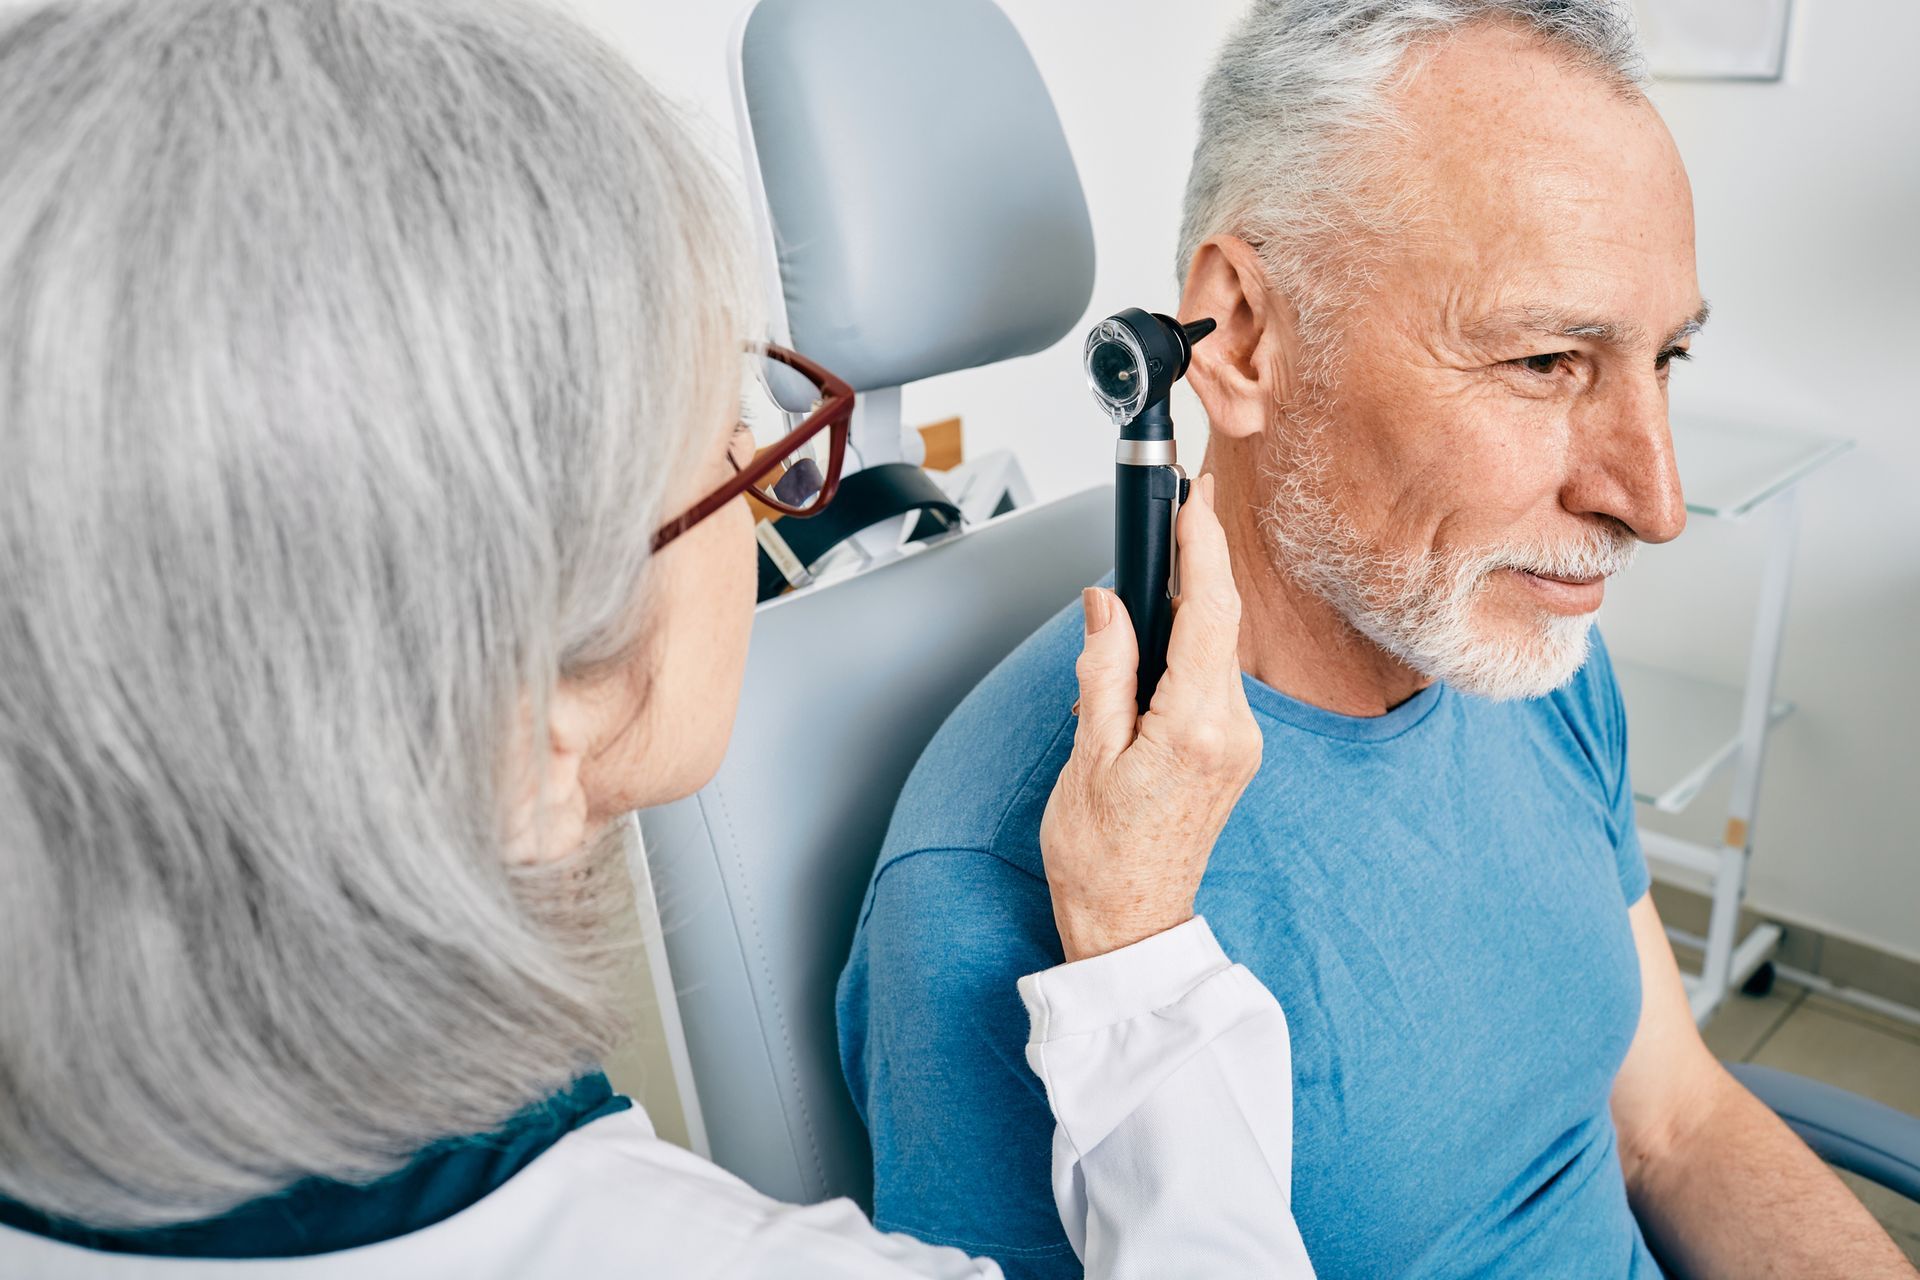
1367, 32, 1700, 351
1393, 23, 1667, 162
1383, 25, 1692, 252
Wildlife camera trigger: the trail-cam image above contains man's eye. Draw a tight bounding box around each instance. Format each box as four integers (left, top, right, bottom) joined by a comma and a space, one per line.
1655, 346, 1693, 371
1509, 352, 1570, 375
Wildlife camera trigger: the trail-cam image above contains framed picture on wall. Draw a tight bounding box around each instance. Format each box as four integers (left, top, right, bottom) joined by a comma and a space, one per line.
1635, 0, 1794, 81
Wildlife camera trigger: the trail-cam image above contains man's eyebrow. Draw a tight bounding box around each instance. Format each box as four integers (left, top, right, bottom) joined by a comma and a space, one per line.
1662, 301, 1711, 348
1463, 305, 1645, 346
1464, 300, 1711, 349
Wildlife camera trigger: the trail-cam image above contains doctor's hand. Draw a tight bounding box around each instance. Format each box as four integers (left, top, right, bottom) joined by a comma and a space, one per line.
1040, 473, 1261, 963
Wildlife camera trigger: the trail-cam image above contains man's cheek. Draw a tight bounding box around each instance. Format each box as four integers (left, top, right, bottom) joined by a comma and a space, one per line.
1428, 386, 1571, 497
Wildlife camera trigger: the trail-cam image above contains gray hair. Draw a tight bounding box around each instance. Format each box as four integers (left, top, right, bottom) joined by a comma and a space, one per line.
0, 0, 747, 1227
1177, 0, 1646, 324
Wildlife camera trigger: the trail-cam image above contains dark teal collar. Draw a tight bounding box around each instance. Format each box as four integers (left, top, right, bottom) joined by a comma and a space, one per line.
0, 1071, 630, 1259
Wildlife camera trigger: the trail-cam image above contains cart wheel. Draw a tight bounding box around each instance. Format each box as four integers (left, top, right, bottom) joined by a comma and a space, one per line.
1741, 962, 1777, 998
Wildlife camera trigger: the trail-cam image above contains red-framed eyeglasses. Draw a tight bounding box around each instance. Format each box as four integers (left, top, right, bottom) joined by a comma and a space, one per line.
651, 342, 855, 553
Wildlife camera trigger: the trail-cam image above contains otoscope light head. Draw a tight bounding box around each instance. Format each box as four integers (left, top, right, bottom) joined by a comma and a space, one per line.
1082, 308, 1216, 437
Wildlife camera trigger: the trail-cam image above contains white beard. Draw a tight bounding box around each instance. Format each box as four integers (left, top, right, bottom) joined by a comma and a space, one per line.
1255, 392, 1637, 702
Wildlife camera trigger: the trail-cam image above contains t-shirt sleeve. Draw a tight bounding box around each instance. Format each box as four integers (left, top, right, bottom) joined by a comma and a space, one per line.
837, 848, 1081, 1280
1589, 634, 1650, 906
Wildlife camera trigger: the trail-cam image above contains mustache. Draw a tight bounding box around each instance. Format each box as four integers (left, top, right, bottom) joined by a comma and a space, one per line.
1473, 522, 1639, 581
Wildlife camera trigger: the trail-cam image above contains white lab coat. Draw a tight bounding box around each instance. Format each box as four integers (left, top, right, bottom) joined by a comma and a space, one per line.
1, 917, 1314, 1278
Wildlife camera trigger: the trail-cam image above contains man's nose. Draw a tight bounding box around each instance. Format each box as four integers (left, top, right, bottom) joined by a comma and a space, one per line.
1561, 377, 1688, 545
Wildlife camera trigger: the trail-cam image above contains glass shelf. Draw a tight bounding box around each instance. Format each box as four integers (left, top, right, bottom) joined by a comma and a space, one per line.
1672, 417, 1852, 519
1615, 658, 1792, 813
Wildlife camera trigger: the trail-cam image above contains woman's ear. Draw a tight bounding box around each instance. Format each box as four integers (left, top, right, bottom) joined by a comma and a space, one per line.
1179, 235, 1303, 441
502, 686, 596, 866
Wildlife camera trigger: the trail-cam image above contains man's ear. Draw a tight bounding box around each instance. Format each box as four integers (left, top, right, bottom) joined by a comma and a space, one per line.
1179, 235, 1302, 440
502, 684, 596, 866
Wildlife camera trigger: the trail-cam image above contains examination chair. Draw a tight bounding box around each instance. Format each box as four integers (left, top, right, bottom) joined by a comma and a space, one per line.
631, 0, 1098, 1211
632, 0, 1920, 1230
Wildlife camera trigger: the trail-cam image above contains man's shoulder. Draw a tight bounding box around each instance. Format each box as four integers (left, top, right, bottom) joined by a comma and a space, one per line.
877, 597, 1083, 882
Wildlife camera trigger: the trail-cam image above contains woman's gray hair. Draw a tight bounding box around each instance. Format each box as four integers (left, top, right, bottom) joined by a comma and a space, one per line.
1177, 0, 1646, 327
0, 0, 748, 1227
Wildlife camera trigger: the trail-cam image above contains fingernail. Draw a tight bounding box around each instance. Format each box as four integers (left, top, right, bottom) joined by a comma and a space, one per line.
1201, 472, 1217, 508
1082, 587, 1110, 634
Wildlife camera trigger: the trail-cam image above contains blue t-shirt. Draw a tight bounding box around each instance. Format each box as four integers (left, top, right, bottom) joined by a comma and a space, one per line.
837, 598, 1658, 1279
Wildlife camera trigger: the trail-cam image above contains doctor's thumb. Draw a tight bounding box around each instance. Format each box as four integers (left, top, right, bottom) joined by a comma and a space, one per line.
1072, 586, 1140, 762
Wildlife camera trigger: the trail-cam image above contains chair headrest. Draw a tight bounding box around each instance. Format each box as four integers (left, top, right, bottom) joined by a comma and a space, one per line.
736, 0, 1096, 392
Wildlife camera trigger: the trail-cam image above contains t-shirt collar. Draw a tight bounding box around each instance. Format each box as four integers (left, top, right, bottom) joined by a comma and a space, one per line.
1241, 672, 1448, 743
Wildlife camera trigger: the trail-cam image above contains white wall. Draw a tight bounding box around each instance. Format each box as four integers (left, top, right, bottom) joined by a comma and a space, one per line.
587, 0, 1919, 962
1602, 2, 1920, 962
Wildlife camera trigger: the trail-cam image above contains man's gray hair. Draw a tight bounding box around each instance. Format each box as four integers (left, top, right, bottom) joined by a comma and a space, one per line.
1177, 0, 1646, 317
0, 0, 747, 1227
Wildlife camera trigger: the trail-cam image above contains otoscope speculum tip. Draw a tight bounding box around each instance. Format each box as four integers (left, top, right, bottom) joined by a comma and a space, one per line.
1181, 317, 1217, 347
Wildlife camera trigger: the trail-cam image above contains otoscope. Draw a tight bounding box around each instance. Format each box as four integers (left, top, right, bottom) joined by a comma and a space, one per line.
1082, 308, 1217, 714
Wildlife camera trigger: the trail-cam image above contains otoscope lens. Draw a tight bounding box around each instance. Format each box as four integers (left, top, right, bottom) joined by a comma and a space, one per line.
1084, 316, 1150, 424
1088, 340, 1139, 403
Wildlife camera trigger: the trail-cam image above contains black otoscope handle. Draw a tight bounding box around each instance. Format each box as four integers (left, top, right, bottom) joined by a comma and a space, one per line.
1115, 463, 1189, 714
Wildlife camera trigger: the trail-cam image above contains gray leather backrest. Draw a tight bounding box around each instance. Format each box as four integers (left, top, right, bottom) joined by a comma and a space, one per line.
637, 486, 1113, 1209
738, 0, 1096, 391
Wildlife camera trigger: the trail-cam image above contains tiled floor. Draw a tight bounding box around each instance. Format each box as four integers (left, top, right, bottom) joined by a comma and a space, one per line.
1702, 981, 1920, 1264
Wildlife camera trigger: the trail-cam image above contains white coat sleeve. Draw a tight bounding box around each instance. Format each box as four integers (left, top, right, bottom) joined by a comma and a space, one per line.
1017, 915, 1316, 1280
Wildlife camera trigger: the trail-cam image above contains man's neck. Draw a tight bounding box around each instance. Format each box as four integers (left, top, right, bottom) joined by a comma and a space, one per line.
1207, 462, 1435, 718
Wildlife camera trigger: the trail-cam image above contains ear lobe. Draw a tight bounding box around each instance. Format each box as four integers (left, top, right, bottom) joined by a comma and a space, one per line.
502, 686, 594, 866
1179, 236, 1301, 441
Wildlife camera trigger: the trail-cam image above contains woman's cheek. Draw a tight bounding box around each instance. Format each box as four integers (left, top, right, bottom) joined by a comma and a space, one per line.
669, 495, 759, 793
